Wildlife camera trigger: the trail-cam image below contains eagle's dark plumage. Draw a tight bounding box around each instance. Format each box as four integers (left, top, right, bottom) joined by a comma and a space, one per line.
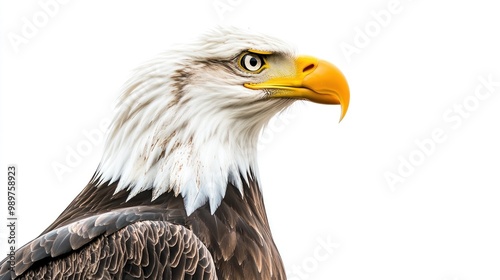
3, 178, 279, 279
0, 27, 349, 279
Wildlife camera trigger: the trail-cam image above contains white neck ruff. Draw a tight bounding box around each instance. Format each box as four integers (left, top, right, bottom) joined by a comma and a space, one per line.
94, 28, 296, 214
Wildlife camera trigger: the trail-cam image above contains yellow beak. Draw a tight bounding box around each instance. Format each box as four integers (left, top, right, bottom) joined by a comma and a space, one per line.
244, 56, 350, 121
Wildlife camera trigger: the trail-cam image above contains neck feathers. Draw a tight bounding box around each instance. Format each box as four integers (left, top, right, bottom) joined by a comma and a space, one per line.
93, 43, 293, 214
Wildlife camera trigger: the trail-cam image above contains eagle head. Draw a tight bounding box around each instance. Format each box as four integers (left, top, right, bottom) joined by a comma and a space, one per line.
95, 27, 350, 214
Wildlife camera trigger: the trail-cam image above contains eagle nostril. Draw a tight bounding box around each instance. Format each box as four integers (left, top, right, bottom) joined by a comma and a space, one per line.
302, 63, 315, 73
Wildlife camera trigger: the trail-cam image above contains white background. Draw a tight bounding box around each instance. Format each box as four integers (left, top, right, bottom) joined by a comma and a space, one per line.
1, 1, 500, 279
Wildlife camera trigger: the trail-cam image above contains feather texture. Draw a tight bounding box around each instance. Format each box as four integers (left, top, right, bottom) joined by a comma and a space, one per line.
0, 177, 285, 279
5, 221, 215, 280
0, 27, 301, 279
96, 27, 295, 213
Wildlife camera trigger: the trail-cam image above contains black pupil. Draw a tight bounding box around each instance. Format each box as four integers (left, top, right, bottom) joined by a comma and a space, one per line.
249, 56, 258, 67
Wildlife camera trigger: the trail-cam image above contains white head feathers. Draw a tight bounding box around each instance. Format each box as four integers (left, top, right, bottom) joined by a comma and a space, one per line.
95, 27, 297, 214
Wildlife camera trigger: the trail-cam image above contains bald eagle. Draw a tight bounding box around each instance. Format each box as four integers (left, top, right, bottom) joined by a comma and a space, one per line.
0, 27, 349, 279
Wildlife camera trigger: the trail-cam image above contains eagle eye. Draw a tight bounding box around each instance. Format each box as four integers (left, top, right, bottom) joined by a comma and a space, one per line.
239, 53, 266, 73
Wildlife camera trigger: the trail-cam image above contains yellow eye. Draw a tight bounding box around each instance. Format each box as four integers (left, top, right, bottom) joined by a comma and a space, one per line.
240, 53, 266, 72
